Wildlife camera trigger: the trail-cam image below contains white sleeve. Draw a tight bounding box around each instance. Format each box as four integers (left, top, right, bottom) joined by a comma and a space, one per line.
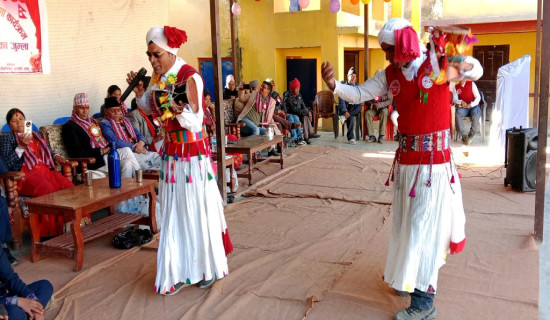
334, 70, 388, 105
175, 73, 204, 132
136, 90, 153, 115
470, 81, 481, 107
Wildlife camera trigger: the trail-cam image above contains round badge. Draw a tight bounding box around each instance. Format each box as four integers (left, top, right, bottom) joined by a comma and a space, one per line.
388, 79, 401, 96
153, 118, 162, 127
418, 73, 435, 92
89, 125, 101, 137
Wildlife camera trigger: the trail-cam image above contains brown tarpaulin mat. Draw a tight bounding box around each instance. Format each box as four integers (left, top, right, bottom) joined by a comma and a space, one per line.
13, 146, 537, 320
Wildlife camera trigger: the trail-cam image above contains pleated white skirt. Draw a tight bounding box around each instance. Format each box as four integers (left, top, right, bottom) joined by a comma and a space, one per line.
384, 162, 465, 294
154, 155, 230, 294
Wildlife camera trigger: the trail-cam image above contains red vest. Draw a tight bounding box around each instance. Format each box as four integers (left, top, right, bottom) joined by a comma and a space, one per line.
385, 56, 451, 165
161, 64, 209, 158
455, 81, 475, 104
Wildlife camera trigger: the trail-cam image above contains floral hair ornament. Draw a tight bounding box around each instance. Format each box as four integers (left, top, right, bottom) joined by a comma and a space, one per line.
164, 26, 187, 48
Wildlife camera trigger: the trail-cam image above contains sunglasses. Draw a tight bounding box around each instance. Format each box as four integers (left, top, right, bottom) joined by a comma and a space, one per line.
145, 50, 166, 59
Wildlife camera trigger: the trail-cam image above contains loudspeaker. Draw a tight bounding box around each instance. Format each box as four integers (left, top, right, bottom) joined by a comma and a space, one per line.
504, 127, 538, 192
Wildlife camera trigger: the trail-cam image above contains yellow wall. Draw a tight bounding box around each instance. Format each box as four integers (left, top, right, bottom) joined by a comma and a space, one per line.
238, 0, 339, 93
442, 0, 536, 19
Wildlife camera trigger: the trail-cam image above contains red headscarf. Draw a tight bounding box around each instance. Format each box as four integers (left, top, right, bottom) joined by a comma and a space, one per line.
289, 78, 300, 91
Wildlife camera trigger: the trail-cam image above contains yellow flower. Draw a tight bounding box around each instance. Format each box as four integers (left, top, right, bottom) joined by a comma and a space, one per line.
159, 95, 167, 103
161, 110, 174, 121
158, 81, 166, 90
166, 74, 177, 85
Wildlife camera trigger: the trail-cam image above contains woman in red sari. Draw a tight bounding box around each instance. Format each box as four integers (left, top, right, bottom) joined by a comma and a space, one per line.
0, 108, 75, 238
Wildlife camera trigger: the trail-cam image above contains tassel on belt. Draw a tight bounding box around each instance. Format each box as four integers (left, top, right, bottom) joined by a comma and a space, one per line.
385, 129, 457, 197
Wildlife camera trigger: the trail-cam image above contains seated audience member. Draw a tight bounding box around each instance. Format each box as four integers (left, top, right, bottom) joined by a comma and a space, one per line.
365, 91, 392, 143
282, 78, 319, 145
127, 96, 164, 153
451, 80, 481, 145
267, 78, 303, 147
0, 108, 87, 238
100, 97, 161, 171
100, 85, 129, 117
202, 90, 216, 134
62, 93, 141, 178
236, 80, 280, 156
0, 248, 53, 320
223, 75, 238, 100
337, 67, 362, 144
0, 157, 16, 265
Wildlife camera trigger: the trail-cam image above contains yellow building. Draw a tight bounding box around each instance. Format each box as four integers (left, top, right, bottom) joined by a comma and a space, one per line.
424, 0, 538, 125
230, 0, 406, 131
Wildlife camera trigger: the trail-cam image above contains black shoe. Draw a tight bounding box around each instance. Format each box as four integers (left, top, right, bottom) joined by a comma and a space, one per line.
378, 135, 384, 143
305, 139, 311, 145
283, 136, 290, 143
3, 247, 17, 265
198, 278, 215, 289
462, 134, 471, 145
310, 133, 320, 138
368, 136, 377, 143
268, 149, 280, 157
163, 282, 188, 296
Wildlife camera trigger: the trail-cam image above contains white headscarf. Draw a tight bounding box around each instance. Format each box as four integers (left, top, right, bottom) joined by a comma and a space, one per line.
377, 18, 413, 46
225, 75, 235, 89
146, 27, 178, 55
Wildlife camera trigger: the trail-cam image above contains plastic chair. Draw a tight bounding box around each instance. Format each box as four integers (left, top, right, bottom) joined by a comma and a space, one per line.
53, 117, 71, 125
312, 91, 338, 138
92, 112, 102, 119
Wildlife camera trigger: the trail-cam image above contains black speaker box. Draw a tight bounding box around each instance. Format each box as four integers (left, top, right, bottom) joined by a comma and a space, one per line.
504, 127, 538, 192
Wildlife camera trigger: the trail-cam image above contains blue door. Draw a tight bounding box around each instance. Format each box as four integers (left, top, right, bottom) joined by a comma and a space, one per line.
199, 59, 234, 102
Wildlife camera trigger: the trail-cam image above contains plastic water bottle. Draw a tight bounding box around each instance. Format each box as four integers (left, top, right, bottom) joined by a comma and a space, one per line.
108, 142, 121, 188
211, 133, 217, 153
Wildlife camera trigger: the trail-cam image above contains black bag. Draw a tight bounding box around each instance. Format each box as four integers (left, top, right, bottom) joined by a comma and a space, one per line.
112, 228, 153, 249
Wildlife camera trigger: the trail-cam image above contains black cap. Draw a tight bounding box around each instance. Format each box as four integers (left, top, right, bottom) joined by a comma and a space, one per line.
104, 96, 121, 109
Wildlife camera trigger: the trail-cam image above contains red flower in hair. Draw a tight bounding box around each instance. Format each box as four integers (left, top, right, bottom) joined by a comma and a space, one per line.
164, 26, 187, 48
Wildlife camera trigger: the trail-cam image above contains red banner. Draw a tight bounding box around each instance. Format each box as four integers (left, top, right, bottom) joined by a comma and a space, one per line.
0, 0, 49, 73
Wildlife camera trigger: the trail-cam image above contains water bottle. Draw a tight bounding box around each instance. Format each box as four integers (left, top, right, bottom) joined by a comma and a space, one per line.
211, 133, 217, 153
108, 142, 121, 188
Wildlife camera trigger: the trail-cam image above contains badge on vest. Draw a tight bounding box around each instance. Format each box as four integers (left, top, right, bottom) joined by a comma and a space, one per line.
418, 72, 435, 104
89, 124, 102, 137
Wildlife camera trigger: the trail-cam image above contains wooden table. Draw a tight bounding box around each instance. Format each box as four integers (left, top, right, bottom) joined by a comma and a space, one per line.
25, 178, 157, 271
225, 135, 284, 185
